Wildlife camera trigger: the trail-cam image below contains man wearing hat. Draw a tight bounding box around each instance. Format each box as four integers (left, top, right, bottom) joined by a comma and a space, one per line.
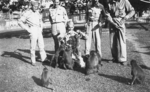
49, 0, 69, 52
18, 1, 47, 66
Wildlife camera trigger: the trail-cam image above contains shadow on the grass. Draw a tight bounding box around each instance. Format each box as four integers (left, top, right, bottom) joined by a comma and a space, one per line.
17, 49, 41, 62
42, 54, 53, 66
17, 49, 55, 62
132, 50, 150, 56
0, 31, 30, 39
46, 51, 55, 55
32, 76, 42, 86
0, 28, 52, 39
73, 62, 85, 74
32, 76, 54, 90
18, 49, 30, 54
18, 49, 55, 55
126, 24, 142, 29
98, 73, 131, 85
72, 55, 87, 74
140, 65, 150, 70
101, 58, 112, 62
1, 51, 31, 64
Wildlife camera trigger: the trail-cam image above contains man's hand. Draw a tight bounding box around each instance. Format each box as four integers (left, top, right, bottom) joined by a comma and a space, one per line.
106, 13, 113, 22
98, 22, 102, 27
84, 23, 88, 27
120, 16, 128, 25
18, 21, 31, 33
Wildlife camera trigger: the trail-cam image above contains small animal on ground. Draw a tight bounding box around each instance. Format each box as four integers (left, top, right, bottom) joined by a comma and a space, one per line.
50, 41, 66, 68
130, 59, 145, 85
76, 29, 88, 40
41, 66, 52, 88
61, 45, 74, 70
85, 51, 102, 75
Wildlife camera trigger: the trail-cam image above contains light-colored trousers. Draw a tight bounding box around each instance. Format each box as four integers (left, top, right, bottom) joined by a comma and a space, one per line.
109, 23, 127, 62
51, 22, 66, 52
85, 21, 102, 58
29, 26, 47, 63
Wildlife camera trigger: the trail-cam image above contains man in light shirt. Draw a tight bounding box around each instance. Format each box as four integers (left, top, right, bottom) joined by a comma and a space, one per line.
106, 0, 135, 65
49, 0, 69, 52
18, 1, 47, 66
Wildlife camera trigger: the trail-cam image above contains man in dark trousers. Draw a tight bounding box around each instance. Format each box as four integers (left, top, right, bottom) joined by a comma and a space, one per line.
49, 0, 69, 52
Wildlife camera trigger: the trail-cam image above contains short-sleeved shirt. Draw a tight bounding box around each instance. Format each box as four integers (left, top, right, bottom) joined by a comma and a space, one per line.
49, 5, 68, 23
88, 3, 105, 22
20, 9, 42, 27
108, 0, 134, 18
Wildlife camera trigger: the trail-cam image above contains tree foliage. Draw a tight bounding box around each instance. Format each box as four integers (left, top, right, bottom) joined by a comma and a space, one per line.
99, 0, 150, 16
0, 0, 10, 4
129, 0, 150, 12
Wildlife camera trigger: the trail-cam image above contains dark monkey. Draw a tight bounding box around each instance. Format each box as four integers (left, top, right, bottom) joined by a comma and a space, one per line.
50, 41, 66, 68
68, 34, 81, 55
41, 66, 52, 88
62, 45, 74, 70
85, 51, 102, 75
130, 60, 145, 85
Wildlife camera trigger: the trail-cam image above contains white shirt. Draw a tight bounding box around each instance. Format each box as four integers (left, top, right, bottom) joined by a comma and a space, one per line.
49, 6, 68, 23
20, 9, 42, 27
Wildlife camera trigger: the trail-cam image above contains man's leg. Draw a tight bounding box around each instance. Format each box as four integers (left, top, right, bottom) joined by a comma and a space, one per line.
52, 34, 59, 52
52, 23, 66, 52
109, 28, 119, 62
38, 32, 47, 62
95, 27, 102, 58
85, 23, 92, 55
118, 26, 127, 64
30, 33, 38, 65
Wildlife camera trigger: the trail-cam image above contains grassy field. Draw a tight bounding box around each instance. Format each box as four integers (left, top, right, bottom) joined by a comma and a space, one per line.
0, 26, 150, 92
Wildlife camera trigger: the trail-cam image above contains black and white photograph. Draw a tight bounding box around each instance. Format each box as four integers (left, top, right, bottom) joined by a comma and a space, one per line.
0, 0, 150, 92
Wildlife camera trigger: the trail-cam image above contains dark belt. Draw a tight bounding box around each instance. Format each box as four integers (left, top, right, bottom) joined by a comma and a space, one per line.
52, 22, 63, 24
89, 19, 99, 22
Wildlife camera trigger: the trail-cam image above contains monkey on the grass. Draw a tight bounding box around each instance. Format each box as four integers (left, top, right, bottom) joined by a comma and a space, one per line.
130, 60, 145, 85
61, 45, 75, 70
85, 51, 102, 75
41, 66, 53, 89
50, 39, 66, 68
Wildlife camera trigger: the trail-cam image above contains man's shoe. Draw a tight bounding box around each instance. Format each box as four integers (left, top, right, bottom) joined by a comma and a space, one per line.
31, 62, 36, 66
41, 57, 49, 63
120, 62, 128, 66
108, 59, 118, 63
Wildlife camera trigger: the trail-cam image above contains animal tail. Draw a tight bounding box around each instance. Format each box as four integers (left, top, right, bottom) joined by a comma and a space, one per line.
43, 65, 48, 70
99, 62, 103, 66
50, 55, 55, 66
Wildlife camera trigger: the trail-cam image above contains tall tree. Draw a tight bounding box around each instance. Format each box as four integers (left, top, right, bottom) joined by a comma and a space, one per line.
129, 0, 150, 16
99, 0, 150, 16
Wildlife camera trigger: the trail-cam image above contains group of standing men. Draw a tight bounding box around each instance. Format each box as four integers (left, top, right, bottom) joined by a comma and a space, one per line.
18, 0, 135, 66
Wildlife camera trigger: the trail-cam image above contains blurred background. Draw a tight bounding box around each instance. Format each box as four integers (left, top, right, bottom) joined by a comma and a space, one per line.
0, 0, 150, 31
